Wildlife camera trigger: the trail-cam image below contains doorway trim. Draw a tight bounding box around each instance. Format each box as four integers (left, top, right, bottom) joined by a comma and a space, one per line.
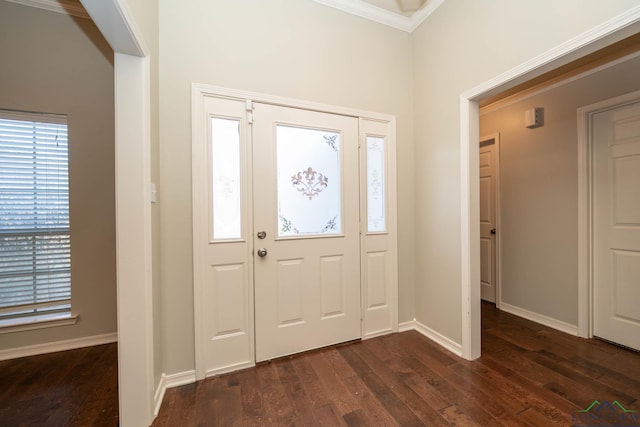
459, 6, 640, 360
76, 0, 156, 425
479, 132, 501, 308
576, 89, 640, 339
191, 84, 398, 379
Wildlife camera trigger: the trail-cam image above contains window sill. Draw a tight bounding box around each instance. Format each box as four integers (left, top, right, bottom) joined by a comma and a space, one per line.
0, 313, 79, 334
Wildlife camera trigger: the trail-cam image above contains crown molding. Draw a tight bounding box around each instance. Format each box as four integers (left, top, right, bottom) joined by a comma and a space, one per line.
408, 0, 445, 32
310, 0, 444, 33
5, 0, 90, 19
7, 0, 444, 30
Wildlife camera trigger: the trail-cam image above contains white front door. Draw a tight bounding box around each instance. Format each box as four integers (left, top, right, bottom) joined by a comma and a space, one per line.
593, 99, 640, 351
252, 103, 361, 361
192, 87, 397, 379
480, 135, 498, 303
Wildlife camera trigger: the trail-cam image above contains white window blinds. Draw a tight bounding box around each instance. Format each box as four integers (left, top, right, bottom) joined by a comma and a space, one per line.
0, 111, 71, 320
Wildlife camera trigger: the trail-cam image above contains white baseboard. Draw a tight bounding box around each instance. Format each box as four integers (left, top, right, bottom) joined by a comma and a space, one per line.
398, 319, 463, 357
152, 361, 257, 417
207, 360, 255, 378
500, 302, 578, 336
398, 320, 415, 332
0, 332, 117, 361
154, 370, 196, 416
363, 328, 393, 340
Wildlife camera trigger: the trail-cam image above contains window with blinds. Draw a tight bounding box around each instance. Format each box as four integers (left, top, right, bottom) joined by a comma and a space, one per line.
0, 110, 71, 322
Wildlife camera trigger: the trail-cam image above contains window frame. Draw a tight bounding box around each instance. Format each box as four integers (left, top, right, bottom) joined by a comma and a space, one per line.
0, 109, 76, 333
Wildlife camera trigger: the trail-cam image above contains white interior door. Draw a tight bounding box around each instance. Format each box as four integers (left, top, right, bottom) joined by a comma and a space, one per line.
593, 99, 640, 351
479, 135, 498, 303
252, 103, 361, 361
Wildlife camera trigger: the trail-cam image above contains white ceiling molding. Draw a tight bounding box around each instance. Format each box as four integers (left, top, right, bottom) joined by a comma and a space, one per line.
7, 0, 445, 32
407, 0, 445, 32
311, 0, 445, 33
5, 0, 90, 19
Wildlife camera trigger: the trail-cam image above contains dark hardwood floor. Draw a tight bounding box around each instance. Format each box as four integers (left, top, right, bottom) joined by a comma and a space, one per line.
0, 342, 118, 427
2, 304, 639, 426
154, 303, 640, 426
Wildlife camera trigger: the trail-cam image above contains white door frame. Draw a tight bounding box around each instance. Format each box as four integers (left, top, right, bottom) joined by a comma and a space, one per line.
576, 89, 640, 339
192, 84, 398, 378
78, 1, 155, 426
459, 7, 640, 360
479, 132, 501, 307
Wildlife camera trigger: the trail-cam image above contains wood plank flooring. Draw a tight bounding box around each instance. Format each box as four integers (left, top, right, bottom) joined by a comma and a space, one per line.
2, 303, 639, 426
154, 303, 640, 426
0, 343, 118, 427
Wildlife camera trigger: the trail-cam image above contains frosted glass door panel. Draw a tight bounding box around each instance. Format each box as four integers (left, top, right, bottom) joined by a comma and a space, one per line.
366, 136, 386, 232
211, 117, 241, 240
276, 126, 342, 237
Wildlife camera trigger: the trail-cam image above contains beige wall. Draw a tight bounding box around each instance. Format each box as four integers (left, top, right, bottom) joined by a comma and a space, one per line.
412, 0, 640, 344
0, 2, 116, 349
480, 55, 640, 325
159, 0, 415, 374
118, 0, 640, 380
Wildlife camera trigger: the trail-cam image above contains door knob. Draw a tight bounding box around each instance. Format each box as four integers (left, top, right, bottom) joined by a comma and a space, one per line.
257, 248, 268, 257
490, 229, 496, 235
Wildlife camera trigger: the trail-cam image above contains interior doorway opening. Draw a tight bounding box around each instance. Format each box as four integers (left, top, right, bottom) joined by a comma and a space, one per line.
479, 133, 500, 306
461, 20, 640, 360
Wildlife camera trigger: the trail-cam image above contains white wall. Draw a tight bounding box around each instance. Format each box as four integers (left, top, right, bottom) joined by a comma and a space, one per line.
159, 0, 415, 375
480, 55, 640, 325
412, 0, 640, 344
0, 2, 116, 349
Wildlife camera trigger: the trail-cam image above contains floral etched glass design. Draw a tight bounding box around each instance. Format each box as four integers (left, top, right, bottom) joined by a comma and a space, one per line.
366, 136, 385, 232
211, 117, 241, 240
277, 125, 341, 237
